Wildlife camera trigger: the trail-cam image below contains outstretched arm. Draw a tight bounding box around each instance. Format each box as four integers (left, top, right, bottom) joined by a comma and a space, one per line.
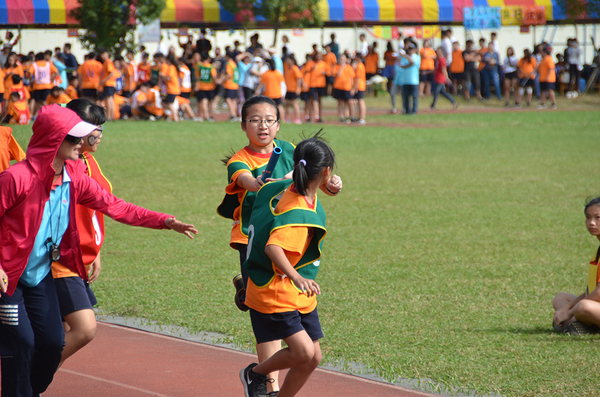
165, 217, 198, 239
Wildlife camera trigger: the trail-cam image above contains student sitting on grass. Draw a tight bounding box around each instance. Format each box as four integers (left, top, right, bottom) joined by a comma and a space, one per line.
553, 197, 600, 335
5, 91, 30, 124
46, 86, 72, 105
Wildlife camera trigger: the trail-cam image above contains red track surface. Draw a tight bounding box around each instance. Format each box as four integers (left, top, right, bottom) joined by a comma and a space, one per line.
39, 322, 435, 397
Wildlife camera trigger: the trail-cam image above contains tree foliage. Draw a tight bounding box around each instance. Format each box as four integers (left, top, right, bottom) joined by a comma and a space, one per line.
71, 0, 165, 55
555, 0, 600, 21
218, 0, 322, 46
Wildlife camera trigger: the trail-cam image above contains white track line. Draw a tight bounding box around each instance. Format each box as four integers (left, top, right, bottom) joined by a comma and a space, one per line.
58, 368, 173, 397
98, 322, 435, 396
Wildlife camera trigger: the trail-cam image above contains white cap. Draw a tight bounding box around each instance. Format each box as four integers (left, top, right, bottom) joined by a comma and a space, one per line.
68, 120, 98, 138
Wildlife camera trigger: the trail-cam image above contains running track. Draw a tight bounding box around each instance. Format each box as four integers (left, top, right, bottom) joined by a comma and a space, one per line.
37, 321, 436, 397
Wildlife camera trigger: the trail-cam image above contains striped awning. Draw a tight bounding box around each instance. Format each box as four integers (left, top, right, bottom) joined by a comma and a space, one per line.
0, 0, 79, 25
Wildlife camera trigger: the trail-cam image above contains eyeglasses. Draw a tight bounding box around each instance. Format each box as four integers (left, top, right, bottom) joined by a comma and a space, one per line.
64, 135, 82, 145
244, 118, 279, 127
87, 127, 103, 145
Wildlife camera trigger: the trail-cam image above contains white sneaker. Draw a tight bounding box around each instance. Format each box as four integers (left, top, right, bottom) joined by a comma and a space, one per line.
537, 104, 547, 109
358, 119, 366, 124
149, 116, 156, 121
572, 91, 578, 98
566, 91, 572, 99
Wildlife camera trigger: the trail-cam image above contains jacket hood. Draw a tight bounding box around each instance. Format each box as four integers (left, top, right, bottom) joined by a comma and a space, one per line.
26, 105, 94, 178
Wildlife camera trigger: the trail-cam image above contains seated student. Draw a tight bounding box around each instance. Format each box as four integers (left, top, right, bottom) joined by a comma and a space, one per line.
112, 93, 129, 120
144, 78, 165, 120
9, 74, 30, 102
46, 86, 72, 105
6, 92, 31, 125
66, 76, 79, 100
131, 82, 150, 119
175, 95, 198, 121
553, 197, 600, 335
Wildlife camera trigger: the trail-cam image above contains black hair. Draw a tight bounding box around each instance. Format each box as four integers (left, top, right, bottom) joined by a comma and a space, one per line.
51, 86, 62, 95
292, 131, 335, 197
44, 49, 53, 57
68, 75, 78, 84
201, 52, 210, 62
35, 52, 44, 61
21, 55, 31, 63
585, 197, 600, 214
266, 58, 275, 71
241, 95, 280, 121
9, 92, 20, 101
66, 99, 107, 125
149, 77, 159, 87
65, 43, 72, 50
11, 74, 21, 84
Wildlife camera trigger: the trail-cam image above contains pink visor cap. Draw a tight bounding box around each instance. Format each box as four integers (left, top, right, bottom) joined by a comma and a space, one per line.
33, 104, 98, 139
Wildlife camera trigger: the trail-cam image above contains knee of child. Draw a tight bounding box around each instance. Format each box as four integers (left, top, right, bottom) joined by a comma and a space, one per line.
294, 343, 316, 365
573, 299, 596, 318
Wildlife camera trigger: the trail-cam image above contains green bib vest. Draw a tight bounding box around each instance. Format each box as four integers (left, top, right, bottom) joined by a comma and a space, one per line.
198, 64, 213, 83
217, 140, 295, 238
243, 179, 327, 288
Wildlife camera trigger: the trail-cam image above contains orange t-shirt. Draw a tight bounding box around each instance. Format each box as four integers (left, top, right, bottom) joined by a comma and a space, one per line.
165, 64, 181, 95
538, 55, 556, 83
450, 50, 465, 73
420, 48, 436, 71
137, 62, 151, 83
10, 83, 30, 101
222, 61, 239, 90
145, 87, 164, 116
78, 60, 103, 89
384, 50, 397, 67
354, 62, 366, 91
0, 126, 25, 172
323, 52, 337, 76
260, 70, 284, 99
309, 60, 327, 88
245, 189, 318, 314
478, 48, 489, 71
365, 53, 379, 74
517, 58, 537, 79
333, 64, 355, 91
102, 59, 117, 88
113, 94, 125, 119
66, 85, 78, 99
284, 64, 302, 93
7, 100, 30, 125
30, 61, 58, 90
123, 62, 136, 92
195, 62, 217, 91
301, 61, 314, 93
46, 92, 72, 105
3, 64, 24, 100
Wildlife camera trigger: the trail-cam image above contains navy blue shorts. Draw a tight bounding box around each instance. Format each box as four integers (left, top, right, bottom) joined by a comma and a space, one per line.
300, 92, 309, 102
165, 93, 177, 103
82, 88, 97, 99
250, 307, 323, 344
353, 90, 365, 99
285, 92, 298, 100
180, 92, 190, 99
32, 89, 51, 102
333, 89, 351, 101
224, 89, 238, 99
269, 97, 283, 106
419, 71, 434, 83
103, 86, 116, 98
540, 82, 555, 91
196, 90, 215, 101
309, 87, 325, 100
451, 72, 463, 81
54, 276, 97, 318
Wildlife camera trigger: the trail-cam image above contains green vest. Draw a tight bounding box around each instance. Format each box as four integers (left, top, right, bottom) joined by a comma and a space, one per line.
198, 64, 213, 83
217, 140, 295, 238
231, 62, 240, 84
243, 179, 327, 287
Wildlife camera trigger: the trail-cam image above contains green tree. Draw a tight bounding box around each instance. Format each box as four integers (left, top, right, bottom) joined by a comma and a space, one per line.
218, 0, 322, 46
70, 0, 165, 55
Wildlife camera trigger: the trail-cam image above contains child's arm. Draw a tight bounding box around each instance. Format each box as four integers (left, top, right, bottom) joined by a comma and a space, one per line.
265, 244, 320, 297
320, 174, 342, 196
554, 292, 586, 326
236, 171, 265, 192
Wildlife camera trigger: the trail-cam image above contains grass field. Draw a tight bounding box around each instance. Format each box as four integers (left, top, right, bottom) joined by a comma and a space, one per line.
10, 96, 600, 397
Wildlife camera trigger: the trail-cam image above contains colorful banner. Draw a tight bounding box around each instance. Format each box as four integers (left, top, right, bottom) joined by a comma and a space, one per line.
523, 6, 546, 25
501, 5, 524, 26
464, 6, 501, 30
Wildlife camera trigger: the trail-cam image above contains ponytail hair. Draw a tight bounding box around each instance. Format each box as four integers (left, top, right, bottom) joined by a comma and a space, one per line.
292, 130, 335, 196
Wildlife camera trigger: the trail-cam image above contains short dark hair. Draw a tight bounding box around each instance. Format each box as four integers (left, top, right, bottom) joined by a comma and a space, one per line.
241, 95, 280, 121
67, 99, 107, 125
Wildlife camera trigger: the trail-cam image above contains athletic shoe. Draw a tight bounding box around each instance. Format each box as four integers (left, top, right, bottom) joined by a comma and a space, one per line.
267, 392, 279, 396
567, 321, 600, 336
193, 117, 203, 122
230, 116, 239, 122
294, 119, 302, 125
358, 119, 366, 124
233, 275, 248, 312
537, 104, 547, 109
240, 363, 268, 397
514, 104, 522, 108
551, 103, 557, 110
149, 116, 156, 121
572, 91, 579, 98
207, 117, 215, 122
566, 91, 572, 99
553, 321, 569, 333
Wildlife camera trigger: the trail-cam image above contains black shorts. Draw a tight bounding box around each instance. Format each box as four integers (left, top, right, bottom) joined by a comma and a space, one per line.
196, 90, 215, 101
103, 86, 116, 98
55, 276, 98, 318
180, 92, 190, 99
215, 85, 225, 97
165, 94, 177, 104
250, 307, 323, 344
366, 73, 375, 81
326, 76, 334, 85
32, 89, 51, 102
451, 72, 463, 81
505, 71, 518, 80
333, 89, 351, 101
519, 78, 535, 88
224, 89, 238, 100
285, 92, 298, 100
121, 90, 132, 98
354, 90, 365, 99
419, 71, 434, 83
269, 97, 283, 106
540, 82, 555, 91
309, 87, 325, 100
82, 88, 97, 99
300, 92, 309, 102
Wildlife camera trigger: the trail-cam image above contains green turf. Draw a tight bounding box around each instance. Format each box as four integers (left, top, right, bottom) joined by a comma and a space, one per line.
10, 103, 600, 396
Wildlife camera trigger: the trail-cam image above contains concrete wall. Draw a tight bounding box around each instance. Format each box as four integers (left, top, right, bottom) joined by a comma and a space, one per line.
8, 23, 599, 66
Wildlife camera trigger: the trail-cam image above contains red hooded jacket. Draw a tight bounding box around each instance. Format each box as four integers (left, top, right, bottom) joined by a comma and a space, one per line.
0, 105, 172, 296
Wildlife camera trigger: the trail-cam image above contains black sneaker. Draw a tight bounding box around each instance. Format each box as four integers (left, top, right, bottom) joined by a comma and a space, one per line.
233, 275, 248, 312
567, 321, 600, 336
240, 363, 268, 397
267, 392, 279, 396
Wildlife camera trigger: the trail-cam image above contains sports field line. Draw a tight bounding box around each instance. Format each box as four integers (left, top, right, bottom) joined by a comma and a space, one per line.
58, 368, 173, 397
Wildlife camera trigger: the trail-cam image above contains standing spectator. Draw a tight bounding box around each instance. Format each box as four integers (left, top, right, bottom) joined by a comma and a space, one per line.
538, 44, 557, 109
430, 47, 457, 110
281, 36, 291, 57
221, 51, 241, 121
441, 29, 453, 66
309, 52, 328, 123
419, 39, 435, 96
481, 43, 501, 100
163, 55, 181, 122
364, 45, 379, 81
255, 58, 285, 121
78, 52, 103, 100
323, 45, 337, 96
327, 33, 339, 60
502, 47, 519, 107
516, 49, 537, 107
195, 52, 217, 122
389, 42, 405, 114
382, 42, 397, 93
400, 42, 420, 115
51, 49, 68, 89
332, 54, 355, 123
351, 54, 367, 123
462, 40, 482, 101
283, 56, 303, 124
490, 32, 500, 55
122, 50, 137, 98
450, 41, 464, 95
0, 45, 11, 67
137, 52, 151, 84
358, 33, 369, 56
196, 28, 212, 55
533, 43, 543, 98
3, 52, 24, 101
62, 43, 79, 80
236, 52, 253, 101
565, 38, 582, 98
247, 33, 263, 55
98, 49, 117, 121
29, 52, 58, 117
301, 54, 314, 122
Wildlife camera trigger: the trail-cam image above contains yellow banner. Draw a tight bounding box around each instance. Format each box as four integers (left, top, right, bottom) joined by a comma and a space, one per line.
501, 5, 523, 26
